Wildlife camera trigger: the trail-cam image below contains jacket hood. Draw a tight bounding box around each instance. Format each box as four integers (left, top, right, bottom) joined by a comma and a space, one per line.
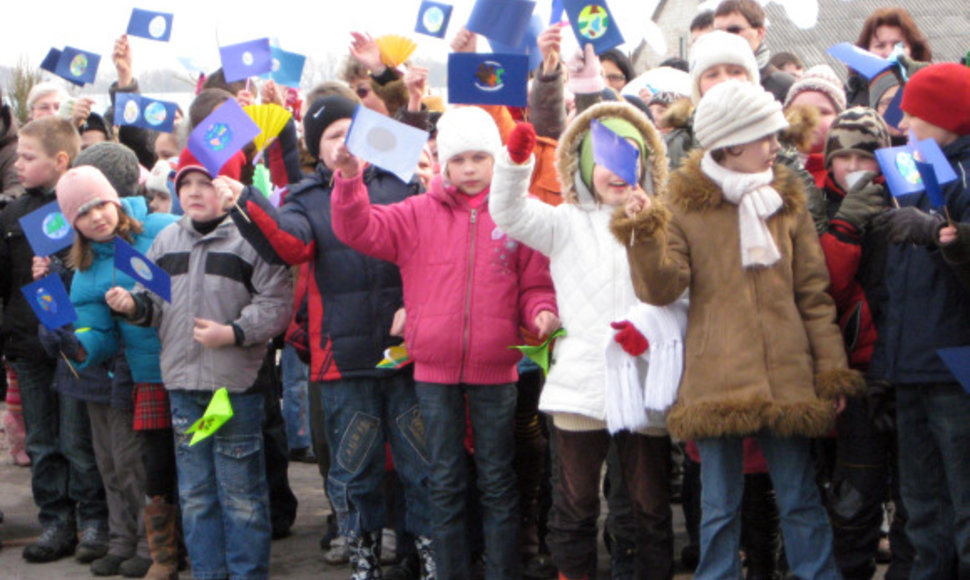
667, 149, 806, 216
659, 99, 693, 132
781, 104, 820, 153
556, 101, 668, 206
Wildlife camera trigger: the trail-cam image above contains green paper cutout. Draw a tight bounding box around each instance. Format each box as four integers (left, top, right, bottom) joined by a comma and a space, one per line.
185, 387, 234, 446
252, 164, 272, 198
509, 328, 566, 375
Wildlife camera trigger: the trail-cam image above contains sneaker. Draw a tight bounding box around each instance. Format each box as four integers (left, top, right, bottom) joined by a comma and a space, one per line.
23, 525, 77, 563
119, 555, 152, 577
90, 553, 127, 576
76, 526, 109, 563
323, 535, 351, 565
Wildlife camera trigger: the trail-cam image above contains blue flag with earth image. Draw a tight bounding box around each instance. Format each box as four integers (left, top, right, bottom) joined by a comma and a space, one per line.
114, 237, 171, 302
18, 201, 75, 257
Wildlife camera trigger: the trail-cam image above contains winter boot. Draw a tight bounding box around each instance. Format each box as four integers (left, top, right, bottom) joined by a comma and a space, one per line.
414, 535, 437, 580
349, 530, 383, 580
143, 497, 179, 580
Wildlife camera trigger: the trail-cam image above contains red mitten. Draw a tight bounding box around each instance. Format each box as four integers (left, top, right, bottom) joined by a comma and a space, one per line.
507, 122, 537, 164
610, 321, 649, 356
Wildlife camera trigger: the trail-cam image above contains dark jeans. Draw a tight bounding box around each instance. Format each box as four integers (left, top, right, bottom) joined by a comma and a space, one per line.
9, 357, 107, 530
415, 381, 520, 580
547, 428, 673, 580
263, 386, 298, 536
141, 428, 177, 501
896, 383, 970, 580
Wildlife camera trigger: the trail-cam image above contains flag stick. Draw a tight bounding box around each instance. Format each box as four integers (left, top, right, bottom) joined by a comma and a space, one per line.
60, 351, 80, 379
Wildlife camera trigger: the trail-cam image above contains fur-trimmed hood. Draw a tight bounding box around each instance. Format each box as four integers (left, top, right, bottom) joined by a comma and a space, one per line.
659, 98, 693, 131
781, 103, 819, 153
556, 101, 668, 206
667, 149, 806, 216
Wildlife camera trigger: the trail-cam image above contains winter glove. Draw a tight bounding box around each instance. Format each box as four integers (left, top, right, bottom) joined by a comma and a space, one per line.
865, 378, 896, 432
37, 324, 82, 360
833, 172, 886, 231
610, 320, 649, 356
872, 206, 944, 246
567, 43, 604, 95
508, 122, 537, 164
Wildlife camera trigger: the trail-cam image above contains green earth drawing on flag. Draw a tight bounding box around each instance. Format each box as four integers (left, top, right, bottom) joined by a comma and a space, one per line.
42, 212, 71, 240
205, 123, 233, 152
578, 5, 610, 40
70, 54, 88, 77
423, 6, 445, 33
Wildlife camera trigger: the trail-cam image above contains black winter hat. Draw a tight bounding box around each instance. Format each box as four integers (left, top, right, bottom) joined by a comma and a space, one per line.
303, 95, 358, 161
74, 142, 141, 197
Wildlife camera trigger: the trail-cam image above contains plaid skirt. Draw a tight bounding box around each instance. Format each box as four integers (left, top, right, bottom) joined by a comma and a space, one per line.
133, 382, 172, 430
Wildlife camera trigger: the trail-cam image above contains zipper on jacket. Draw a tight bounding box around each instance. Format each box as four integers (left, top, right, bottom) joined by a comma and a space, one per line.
458, 208, 478, 382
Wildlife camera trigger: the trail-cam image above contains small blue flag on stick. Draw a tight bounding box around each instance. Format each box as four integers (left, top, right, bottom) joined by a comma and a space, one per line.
21, 274, 77, 331
18, 201, 75, 257
187, 99, 261, 177
591, 120, 640, 186
115, 93, 178, 133
562, 0, 624, 55
54, 46, 101, 85
827, 43, 894, 80
114, 238, 172, 302
345, 105, 429, 184
219, 38, 273, 83
447, 53, 529, 107
415, 0, 453, 39
127, 8, 174, 42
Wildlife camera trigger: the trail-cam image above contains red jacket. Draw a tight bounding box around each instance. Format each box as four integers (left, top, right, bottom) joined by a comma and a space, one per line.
331, 172, 557, 385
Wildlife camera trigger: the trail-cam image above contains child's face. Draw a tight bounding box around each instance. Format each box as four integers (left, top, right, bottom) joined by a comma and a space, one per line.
178, 172, 224, 222
830, 153, 880, 192
721, 133, 781, 174
318, 118, 354, 171
698, 64, 750, 97
415, 150, 434, 191
786, 90, 838, 153
592, 138, 643, 207
15, 135, 66, 190
154, 133, 179, 161
446, 151, 494, 195
74, 201, 119, 242
148, 189, 172, 214
874, 86, 904, 137
899, 112, 959, 148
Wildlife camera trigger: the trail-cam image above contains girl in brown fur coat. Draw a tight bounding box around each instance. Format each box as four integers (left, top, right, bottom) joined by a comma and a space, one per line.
613, 80, 863, 580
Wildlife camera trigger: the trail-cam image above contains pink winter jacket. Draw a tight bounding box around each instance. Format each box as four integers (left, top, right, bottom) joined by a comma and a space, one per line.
331, 171, 557, 385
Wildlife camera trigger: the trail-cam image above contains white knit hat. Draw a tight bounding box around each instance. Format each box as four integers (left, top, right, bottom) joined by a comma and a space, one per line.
146, 159, 176, 195
694, 80, 789, 151
435, 107, 502, 171
783, 64, 847, 113
688, 30, 760, 104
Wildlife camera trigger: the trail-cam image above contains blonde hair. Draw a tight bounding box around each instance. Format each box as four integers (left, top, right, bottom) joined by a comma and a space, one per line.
19, 116, 81, 163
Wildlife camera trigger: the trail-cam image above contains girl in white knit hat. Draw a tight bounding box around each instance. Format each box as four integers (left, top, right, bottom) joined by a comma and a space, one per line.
613, 80, 863, 580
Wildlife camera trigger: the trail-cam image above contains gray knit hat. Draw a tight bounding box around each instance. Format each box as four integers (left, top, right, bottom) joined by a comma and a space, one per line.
783, 64, 847, 113
694, 80, 788, 151
73, 142, 141, 197
868, 70, 900, 110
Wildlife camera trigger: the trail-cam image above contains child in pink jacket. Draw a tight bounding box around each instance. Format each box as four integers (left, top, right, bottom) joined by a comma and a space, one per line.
331, 105, 558, 580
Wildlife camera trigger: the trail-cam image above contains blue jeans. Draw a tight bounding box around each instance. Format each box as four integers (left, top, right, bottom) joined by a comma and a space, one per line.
896, 383, 970, 580
171, 390, 271, 580
320, 373, 431, 538
281, 345, 311, 451
415, 382, 520, 580
9, 357, 107, 531
695, 432, 841, 580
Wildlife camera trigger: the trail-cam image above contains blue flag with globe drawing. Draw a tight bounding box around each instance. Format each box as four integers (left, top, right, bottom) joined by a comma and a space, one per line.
415, 0, 453, 39
114, 93, 177, 133
875, 138, 956, 204
18, 201, 75, 257
21, 274, 77, 331
114, 237, 171, 302
126, 8, 174, 42
562, 0, 624, 54
187, 99, 261, 177
260, 46, 306, 88
219, 38, 273, 83
53, 46, 101, 85
448, 53, 529, 107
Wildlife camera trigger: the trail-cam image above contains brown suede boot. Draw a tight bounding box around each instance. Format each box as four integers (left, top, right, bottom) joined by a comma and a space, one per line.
143, 497, 179, 580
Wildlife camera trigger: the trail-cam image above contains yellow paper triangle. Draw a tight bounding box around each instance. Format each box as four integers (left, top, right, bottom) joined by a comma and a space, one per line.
376, 35, 418, 69
243, 104, 292, 152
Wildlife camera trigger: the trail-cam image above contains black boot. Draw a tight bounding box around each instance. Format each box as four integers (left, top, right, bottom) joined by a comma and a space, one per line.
741, 473, 779, 580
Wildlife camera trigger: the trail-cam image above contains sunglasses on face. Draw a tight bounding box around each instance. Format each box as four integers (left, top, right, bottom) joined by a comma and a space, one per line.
355, 85, 372, 99
721, 25, 750, 35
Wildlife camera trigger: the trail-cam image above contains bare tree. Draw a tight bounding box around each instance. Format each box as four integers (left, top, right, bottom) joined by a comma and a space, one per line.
6, 56, 43, 124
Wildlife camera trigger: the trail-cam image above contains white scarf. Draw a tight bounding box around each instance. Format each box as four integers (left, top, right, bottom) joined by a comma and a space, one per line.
700, 151, 783, 268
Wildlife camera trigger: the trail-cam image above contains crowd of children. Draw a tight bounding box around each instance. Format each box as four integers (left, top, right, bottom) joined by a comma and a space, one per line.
1, 1, 970, 580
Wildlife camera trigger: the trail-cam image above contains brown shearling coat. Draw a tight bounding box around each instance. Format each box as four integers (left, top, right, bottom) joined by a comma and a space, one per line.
611, 150, 863, 440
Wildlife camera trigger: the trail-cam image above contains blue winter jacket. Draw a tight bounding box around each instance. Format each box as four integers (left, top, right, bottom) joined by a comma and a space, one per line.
869, 134, 970, 384
72, 197, 177, 382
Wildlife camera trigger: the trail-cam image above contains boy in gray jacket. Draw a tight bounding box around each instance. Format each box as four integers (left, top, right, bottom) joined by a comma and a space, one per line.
107, 155, 292, 580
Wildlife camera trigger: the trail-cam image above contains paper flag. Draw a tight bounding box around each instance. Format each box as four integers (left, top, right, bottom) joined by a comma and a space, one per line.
185, 387, 234, 445
20, 274, 77, 331
882, 87, 903, 129
269, 184, 286, 208
938, 347, 970, 394
550, 0, 564, 25
18, 201, 75, 256
447, 53, 529, 107
345, 104, 429, 184
219, 38, 273, 83
40, 48, 61, 74
415, 0, 453, 39
376, 35, 418, 69
54, 46, 101, 85
114, 93, 177, 133
467, 0, 537, 48
876, 138, 957, 200
488, 14, 545, 71
187, 99, 261, 177
126, 8, 173, 42
252, 164, 273, 199
562, 0, 624, 55
243, 103, 292, 152
260, 46, 306, 88
827, 43, 894, 80
914, 160, 945, 208
114, 237, 171, 302
510, 328, 566, 375
591, 119, 640, 186
377, 344, 414, 369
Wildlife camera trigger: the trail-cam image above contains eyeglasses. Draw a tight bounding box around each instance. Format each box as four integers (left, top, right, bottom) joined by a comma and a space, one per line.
605, 73, 627, 84
720, 24, 751, 35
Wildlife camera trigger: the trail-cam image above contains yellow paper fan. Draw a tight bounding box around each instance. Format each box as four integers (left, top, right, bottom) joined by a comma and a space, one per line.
376, 35, 418, 69
243, 104, 292, 152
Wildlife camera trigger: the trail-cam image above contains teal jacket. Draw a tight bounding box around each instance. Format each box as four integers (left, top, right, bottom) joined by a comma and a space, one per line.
72, 197, 177, 383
